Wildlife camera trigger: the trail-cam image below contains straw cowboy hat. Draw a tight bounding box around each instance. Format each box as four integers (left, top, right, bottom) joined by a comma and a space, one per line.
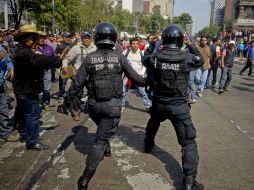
37, 31, 47, 37
14, 24, 40, 41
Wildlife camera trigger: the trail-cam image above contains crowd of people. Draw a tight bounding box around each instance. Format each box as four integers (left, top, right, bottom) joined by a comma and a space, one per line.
0, 23, 253, 190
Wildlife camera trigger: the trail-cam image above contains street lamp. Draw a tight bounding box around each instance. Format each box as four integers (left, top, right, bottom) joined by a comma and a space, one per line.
52, 0, 55, 33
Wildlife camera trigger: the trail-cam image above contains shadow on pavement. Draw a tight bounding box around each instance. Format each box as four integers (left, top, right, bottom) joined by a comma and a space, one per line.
23, 125, 91, 190
232, 85, 254, 93
240, 82, 254, 87
118, 124, 183, 190
241, 77, 254, 81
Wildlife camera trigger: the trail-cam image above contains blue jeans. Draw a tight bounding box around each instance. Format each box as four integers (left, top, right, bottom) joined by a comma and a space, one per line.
121, 84, 151, 109
0, 91, 12, 137
43, 69, 52, 106
188, 70, 200, 100
198, 69, 209, 93
219, 66, 233, 89
15, 95, 40, 146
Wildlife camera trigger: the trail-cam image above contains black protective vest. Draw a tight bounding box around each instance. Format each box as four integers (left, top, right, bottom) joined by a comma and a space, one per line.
154, 48, 187, 97
224, 48, 234, 67
87, 52, 123, 101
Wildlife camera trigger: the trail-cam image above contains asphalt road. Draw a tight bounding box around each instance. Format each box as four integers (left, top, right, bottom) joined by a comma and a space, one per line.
0, 64, 253, 190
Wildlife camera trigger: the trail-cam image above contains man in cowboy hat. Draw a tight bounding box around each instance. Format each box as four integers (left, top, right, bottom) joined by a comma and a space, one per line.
13, 24, 62, 150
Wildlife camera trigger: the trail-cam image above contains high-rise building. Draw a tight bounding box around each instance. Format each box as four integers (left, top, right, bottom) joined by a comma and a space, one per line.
121, 0, 143, 13
149, 0, 174, 19
143, 0, 150, 15
210, 0, 225, 27
224, 0, 234, 21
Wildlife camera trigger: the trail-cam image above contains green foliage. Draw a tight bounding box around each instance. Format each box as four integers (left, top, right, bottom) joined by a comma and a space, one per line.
24, 1, 195, 36
28, 0, 81, 32
198, 26, 219, 39
80, 0, 112, 32
108, 5, 135, 33
172, 13, 193, 31
150, 6, 165, 32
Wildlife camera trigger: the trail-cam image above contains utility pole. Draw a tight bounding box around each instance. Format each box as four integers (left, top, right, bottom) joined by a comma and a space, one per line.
52, 0, 55, 33
4, 0, 8, 29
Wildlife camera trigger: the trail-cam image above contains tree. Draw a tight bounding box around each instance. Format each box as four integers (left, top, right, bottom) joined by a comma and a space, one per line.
198, 26, 219, 39
172, 13, 193, 31
139, 15, 152, 34
28, 0, 81, 33
224, 18, 233, 32
109, 5, 135, 33
80, 0, 112, 32
150, 5, 165, 32
8, 0, 28, 29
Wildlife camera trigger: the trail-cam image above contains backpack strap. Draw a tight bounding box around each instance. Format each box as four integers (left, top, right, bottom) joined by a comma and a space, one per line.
125, 49, 145, 67
80, 46, 84, 62
124, 49, 130, 58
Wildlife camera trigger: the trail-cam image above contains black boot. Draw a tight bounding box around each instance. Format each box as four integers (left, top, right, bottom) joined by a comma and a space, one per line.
183, 182, 204, 190
104, 143, 111, 157
183, 176, 204, 190
144, 138, 155, 153
77, 168, 95, 190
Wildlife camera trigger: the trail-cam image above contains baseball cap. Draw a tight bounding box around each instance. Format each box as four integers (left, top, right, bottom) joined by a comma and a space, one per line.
81, 31, 92, 38
62, 32, 73, 38
229, 40, 235, 45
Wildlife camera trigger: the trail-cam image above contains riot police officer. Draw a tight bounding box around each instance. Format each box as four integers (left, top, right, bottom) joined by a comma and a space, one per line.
144, 25, 204, 190
64, 22, 145, 190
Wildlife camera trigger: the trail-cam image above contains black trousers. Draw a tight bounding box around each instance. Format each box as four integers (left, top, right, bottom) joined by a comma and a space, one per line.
84, 98, 121, 172
207, 60, 220, 86
240, 60, 253, 76
145, 100, 199, 181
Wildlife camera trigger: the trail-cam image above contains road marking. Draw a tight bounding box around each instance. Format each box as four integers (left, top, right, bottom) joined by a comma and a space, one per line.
57, 168, 70, 179
14, 151, 44, 190
236, 125, 247, 134
0, 110, 57, 162
111, 135, 173, 190
31, 183, 40, 190
230, 120, 253, 141
0, 142, 25, 161
15, 150, 25, 158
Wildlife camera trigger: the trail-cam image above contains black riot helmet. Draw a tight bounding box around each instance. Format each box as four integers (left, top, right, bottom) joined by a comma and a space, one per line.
161, 24, 184, 49
94, 22, 117, 47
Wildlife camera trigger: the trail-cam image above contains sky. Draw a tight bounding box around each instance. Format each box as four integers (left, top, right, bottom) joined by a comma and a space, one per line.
174, 0, 211, 33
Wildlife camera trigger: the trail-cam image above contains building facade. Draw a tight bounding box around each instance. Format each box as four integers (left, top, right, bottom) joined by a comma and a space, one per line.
224, 0, 234, 21
143, 0, 150, 15
120, 0, 143, 13
210, 0, 226, 27
149, 0, 174, 19
233, 0, 254, 31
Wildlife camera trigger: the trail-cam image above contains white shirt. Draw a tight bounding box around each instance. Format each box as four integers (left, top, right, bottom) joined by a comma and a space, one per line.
122, 49, 146, 77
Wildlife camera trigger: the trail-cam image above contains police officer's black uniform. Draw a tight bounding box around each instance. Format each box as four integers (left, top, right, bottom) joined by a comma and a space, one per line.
64, 22, 145, 190
144, 25, 203, 190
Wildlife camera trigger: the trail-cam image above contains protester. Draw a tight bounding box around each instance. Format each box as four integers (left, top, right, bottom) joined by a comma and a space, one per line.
13, 24, 62, 150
